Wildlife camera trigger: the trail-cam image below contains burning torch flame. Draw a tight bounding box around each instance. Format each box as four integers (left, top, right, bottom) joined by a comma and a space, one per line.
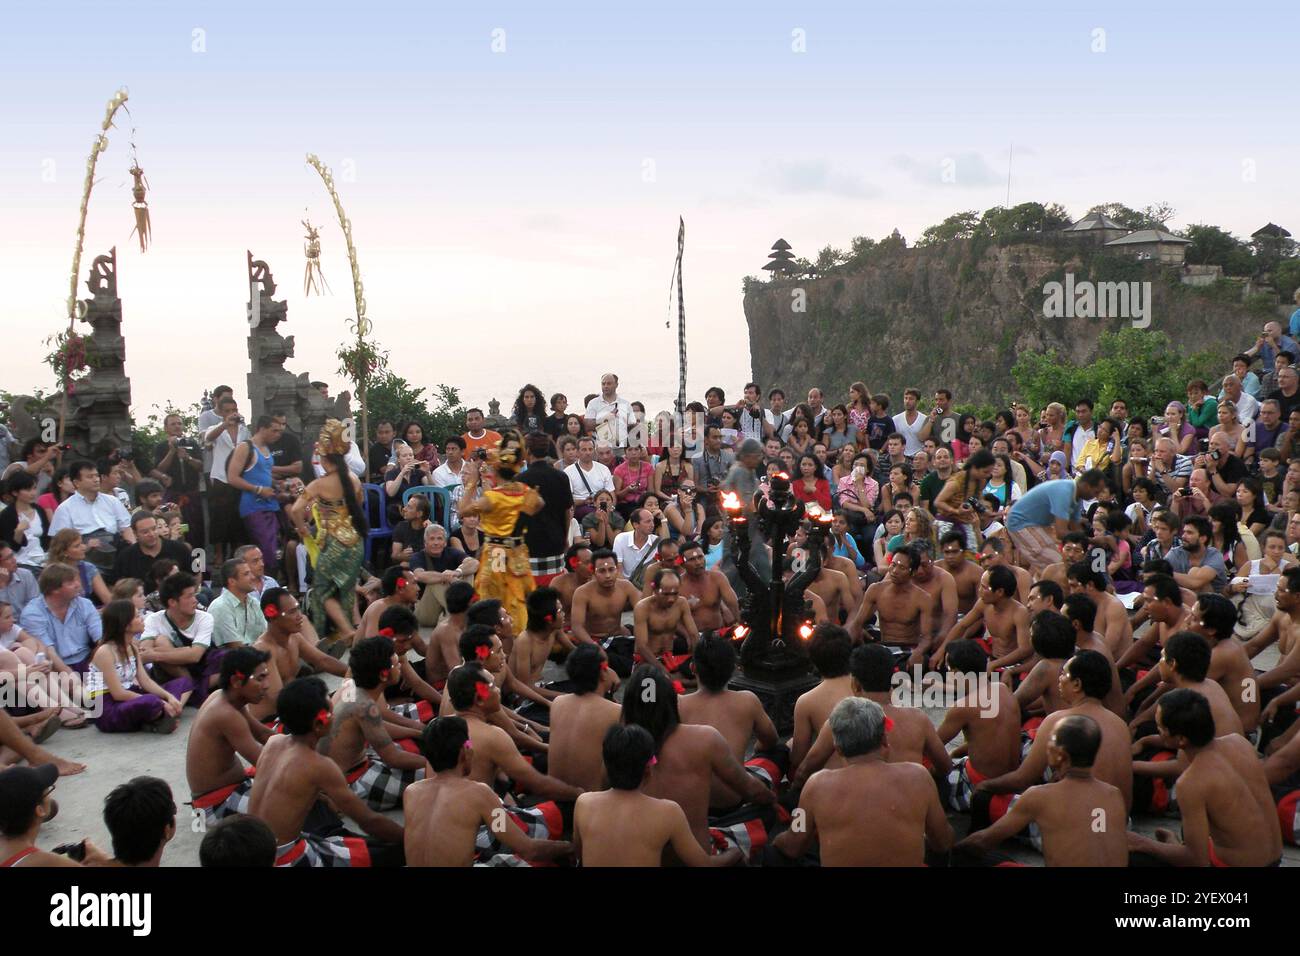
721, 491, 742, 512
732, 624, 749, 642
798, 622, 814, 640
775, 472, 790, 481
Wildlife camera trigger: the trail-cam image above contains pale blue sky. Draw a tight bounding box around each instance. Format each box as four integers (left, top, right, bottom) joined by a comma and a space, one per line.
2, 0, 1294, 417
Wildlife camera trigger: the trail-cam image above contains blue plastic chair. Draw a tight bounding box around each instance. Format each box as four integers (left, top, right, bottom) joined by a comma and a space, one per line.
402, 484, 453, 528
362, 483, 393, 565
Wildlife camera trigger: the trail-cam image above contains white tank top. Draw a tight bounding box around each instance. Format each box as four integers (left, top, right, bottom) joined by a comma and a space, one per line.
84, 647, 139, 697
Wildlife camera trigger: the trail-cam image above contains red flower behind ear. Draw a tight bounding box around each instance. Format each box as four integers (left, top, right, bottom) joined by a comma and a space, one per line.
567, 556, 580, 570
315, 708, 330, 727
396, 578, 408, 589
378, 627, 395, 638
475, 644, 491, 661
380, 669, 391, 682
600, 661, 609, 672
884, 716, 895, 732
474, 681, 491, 702
264, 605, 279, 619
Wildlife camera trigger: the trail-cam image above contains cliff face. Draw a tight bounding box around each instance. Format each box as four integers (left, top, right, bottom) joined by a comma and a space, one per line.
744, 238, 1263, 408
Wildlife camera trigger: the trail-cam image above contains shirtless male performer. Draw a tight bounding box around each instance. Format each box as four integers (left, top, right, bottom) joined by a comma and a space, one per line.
426, 581, 475, 687
677, 540, 740, 634
793, 643, 952, 788
845, 548, 933, 669
932, 566, 1031, 675
1191, 593, 1260, 734
1061, 594, 1128, 717
1038, 532, 1089, 592
1013, 610, 1080, 718
622, 664, 776, 859
247, 677, 404, 867
679, 634, 786, 809
551, 543, 593, 624
907, 542, 959, 651
509, 587, 574, 694
571, 549, 642, 676
402, 716, 572, 867
956, 714, 1128, 866
790, 624, 856, 772
939, 531, 982, 615
547, 644, 622, 792
1127, 689, 1284, 866
936, 640, 1023, 816
322, 636, 429, 811
575, 725, 742, 867
633, 568, 700, 676
772, 697, 953, 866
1066, 562, 1133, 660
980, 649, 1134, 814
186, 646, 274, 827
359, 566, 421, 639
248, 589, 345, 726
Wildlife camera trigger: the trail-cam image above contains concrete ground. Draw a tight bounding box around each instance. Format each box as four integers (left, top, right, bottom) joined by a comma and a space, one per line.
27, 630, 1300, 867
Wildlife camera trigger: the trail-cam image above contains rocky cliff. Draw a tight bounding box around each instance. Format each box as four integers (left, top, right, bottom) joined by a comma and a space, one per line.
744, 236, 1269, 408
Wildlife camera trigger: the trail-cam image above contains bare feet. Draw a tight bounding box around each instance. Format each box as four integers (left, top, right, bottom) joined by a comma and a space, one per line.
54, 756, 87, 776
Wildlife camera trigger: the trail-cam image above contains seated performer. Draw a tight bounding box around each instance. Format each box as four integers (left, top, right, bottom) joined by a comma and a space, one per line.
322, 636, 428, 812
979, 650, 1134, 814
375, 605, 441, 718
403, 716, 572, 867
956, 715, 1128, 866
936, 640, 1022, 818
570, 549, 641, 674
1127, 689, 1284, 866
426, 581, 474, 687
932, 565, 1030, 675
547, 644, 622, 792
677, 539, 741, 634
772, 697, 953, 866
442, 623, 548, 750
186, 646, 275, 827
1013, 610, 1080, 718
622, 664, 775, 861
247, 677, 404, 867
574, 725, 743, 867
443, 663, 582, 862
845, 548, 933, 668
509, 587, 574, 694
679, 634, 788, 810
633, 568, 699, 678
793, 643, 951, 788
359, 566, 422, 638
790, 624, 856, 771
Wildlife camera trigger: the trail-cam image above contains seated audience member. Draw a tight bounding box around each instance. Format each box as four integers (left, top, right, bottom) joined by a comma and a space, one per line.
772, 697, 954, 866
0, 763, 106, 867
247, 677, 405, 867
101, 776, 176, 867
139, 572, 223, 705
86, 600, 191, 734
109, 510, 191, 586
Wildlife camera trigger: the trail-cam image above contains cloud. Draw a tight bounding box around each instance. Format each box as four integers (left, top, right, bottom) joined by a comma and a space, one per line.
762, 159, 880, 199
893, 151, 1004, 188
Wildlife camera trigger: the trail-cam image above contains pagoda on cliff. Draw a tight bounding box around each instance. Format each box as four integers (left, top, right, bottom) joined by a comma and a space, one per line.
762, 238, 797, 279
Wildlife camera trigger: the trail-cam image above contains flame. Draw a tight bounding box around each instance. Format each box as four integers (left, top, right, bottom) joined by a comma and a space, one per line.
732, 624, 749, 641
798, 622, 814, 640
775, 472, 790, 481
721, 491, 742, 512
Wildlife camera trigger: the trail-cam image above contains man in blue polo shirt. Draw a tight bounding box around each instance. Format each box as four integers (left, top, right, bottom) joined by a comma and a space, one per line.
1006, 470, 1106, 576
19, 564, 102, 672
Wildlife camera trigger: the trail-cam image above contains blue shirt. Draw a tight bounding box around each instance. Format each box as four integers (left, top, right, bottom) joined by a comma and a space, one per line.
1288, 307, 1300, 341
1007, 479, 1080, 532
19, 595, 102, 665
1260, 335, 1300, 370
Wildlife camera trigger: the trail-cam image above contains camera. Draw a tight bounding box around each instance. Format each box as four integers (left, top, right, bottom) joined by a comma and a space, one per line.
52, 841, 88, 862
598, 502, 608, 511
1198, 438, 1210, 453
1178, 486, 1192, 497
965, 497, 987, 514
1211, 449, 1221, 462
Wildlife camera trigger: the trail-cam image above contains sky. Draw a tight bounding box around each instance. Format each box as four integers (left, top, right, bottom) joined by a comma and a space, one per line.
1, 0, 1295, 423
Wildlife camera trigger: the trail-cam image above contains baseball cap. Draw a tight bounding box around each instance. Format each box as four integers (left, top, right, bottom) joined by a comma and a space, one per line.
0, 763, 58, 835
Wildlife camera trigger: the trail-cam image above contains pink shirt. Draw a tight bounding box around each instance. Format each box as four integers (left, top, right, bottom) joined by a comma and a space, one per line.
613, 460, 653, 503
837, 474, 880, 510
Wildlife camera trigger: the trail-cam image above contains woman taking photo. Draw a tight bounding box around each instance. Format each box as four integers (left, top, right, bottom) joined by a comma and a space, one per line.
398, 421, 440, 471
581, 490, 623, 549
933, 449, 997, 551
47, 529, 112, 606
383, 441, 433, 525
665, 482, 705, 541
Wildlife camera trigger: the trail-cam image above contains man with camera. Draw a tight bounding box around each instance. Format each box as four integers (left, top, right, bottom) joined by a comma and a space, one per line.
204, 395, 251, 566
690, 426, 735, 515
1194, 431, 1247, 503
565, 436, 614, 522
151, 412, 204, 546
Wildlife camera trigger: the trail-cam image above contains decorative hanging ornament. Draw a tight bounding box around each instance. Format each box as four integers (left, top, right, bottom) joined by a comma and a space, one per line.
302, 218, 330, 296
128, 163, 150, 252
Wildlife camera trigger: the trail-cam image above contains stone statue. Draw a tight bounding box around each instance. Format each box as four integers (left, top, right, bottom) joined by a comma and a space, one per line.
64, 247, 133, 457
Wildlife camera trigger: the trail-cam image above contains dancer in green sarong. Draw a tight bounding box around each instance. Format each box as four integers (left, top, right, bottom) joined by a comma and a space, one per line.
290, 419, 369, 648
